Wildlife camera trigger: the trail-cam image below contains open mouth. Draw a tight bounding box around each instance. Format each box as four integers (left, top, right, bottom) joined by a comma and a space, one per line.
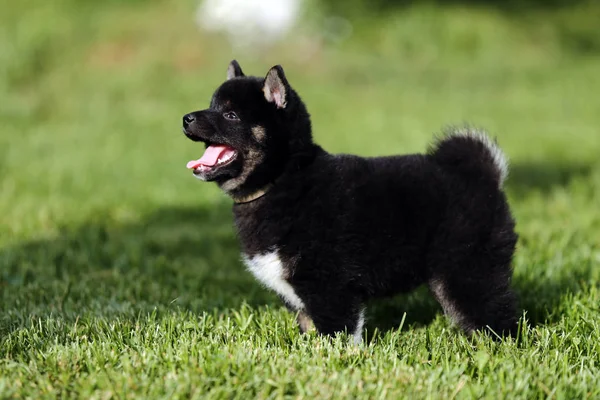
186, 144, 238, 175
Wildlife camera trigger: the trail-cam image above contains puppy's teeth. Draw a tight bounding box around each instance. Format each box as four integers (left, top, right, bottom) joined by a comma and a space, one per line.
217, 153, 232, 165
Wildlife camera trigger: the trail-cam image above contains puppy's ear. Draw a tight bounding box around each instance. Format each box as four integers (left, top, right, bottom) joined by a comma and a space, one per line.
227, 60, 244, 80
263, 65, 289, 109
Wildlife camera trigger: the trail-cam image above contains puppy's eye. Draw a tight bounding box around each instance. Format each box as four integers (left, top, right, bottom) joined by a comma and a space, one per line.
223, 111, 239, 121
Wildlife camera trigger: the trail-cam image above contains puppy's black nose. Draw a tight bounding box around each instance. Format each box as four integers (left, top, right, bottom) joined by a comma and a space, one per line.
183, 114, 195, 129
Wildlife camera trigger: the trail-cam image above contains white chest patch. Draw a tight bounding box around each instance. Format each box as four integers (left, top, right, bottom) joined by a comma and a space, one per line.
242, 250, 305, 311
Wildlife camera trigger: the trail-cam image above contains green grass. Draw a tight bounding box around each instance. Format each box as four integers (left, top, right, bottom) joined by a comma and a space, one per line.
2, 0, 600, 398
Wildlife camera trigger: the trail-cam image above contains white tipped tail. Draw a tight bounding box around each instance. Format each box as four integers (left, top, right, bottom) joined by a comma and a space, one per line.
429, 127, 509, 188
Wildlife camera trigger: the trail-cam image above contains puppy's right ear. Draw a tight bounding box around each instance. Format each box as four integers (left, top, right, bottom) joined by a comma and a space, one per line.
263, 65, 289, 109
227, 60, 245, 80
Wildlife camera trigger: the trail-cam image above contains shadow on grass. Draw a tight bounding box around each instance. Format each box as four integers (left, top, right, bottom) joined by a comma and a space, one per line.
364, 269, 594, 339
0, 201, 282, 338
507, 161, 592, 198
1, 159, 595, 338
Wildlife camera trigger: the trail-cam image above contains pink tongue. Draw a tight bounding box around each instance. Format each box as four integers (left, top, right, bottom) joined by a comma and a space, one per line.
187, 145, 232, 169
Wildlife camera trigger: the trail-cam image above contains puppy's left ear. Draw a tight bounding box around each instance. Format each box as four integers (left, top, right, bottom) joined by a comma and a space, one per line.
227, 60, 245, 80
263, 65, 289, 109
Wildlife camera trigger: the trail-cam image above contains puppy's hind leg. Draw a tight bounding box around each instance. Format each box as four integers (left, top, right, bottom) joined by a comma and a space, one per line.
427, 231, 518, 337
427, 193, 518, 337
429, 273, 517, 337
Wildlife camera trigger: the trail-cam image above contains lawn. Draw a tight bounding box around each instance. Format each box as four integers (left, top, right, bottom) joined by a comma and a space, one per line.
1, 0, 600, 398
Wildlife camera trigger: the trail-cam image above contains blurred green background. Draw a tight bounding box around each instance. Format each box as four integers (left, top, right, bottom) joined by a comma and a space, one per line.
1, 0, 600, 397
2, 0, 599, 220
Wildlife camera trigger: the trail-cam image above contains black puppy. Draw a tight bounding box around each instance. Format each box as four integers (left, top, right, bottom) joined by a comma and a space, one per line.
182, 61, 518, 342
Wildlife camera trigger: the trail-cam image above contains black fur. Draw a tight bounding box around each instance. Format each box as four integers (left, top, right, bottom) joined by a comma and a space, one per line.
182, 61, 518, 339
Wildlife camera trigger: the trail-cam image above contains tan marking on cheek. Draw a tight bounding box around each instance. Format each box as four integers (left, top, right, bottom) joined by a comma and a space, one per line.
251, 126, 266, 141
220, 149, 264, 192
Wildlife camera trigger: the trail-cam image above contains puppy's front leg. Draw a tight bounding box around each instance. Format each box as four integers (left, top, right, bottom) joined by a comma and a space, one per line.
306, 297, 365, 344
296, 310, 315, 333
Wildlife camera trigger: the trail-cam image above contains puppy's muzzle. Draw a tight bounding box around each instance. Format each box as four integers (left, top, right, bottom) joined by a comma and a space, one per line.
182, 111, 215, 142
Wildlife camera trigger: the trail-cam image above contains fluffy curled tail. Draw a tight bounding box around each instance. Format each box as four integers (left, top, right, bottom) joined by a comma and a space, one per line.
428, 127, 508, 188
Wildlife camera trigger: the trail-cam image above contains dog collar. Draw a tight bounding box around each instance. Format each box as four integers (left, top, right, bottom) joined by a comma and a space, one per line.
233, 183, 274, 204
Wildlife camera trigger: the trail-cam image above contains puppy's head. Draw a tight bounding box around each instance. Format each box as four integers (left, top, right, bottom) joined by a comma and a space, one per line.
183, 60, 312, 200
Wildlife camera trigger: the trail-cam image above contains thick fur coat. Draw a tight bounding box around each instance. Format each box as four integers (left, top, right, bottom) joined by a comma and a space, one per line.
182, 61, 518, 342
